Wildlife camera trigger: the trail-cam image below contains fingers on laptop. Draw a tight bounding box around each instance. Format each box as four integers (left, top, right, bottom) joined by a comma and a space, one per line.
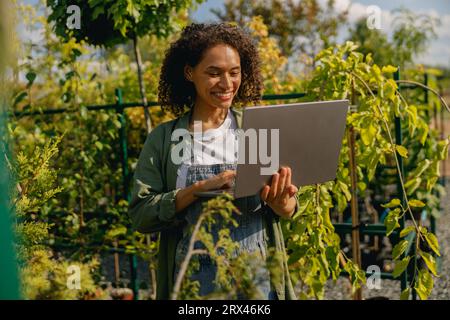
261, 166, 293, 203
220, 170, 235, 188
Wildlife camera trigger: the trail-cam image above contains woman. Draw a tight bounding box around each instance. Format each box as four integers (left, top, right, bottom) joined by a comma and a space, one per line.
129, 23, 299, 300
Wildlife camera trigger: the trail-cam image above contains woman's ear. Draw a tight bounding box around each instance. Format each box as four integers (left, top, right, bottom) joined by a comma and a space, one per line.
184, 65, 193, 82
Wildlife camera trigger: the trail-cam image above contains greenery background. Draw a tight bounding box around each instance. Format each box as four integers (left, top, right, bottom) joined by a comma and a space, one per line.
2, 0, 449, 300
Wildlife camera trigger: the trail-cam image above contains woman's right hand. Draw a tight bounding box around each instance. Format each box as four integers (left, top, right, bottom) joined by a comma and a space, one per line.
196, 170, 236, 191
175, 170, 236, 213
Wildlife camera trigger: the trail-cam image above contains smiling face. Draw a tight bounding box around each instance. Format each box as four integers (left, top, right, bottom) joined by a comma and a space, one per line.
185, 44, 241, 112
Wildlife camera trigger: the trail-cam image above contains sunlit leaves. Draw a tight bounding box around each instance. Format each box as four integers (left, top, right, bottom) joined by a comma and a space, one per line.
400, 287, 411, 300
419, 250, 438, 276
381, 198, 401, 208
408, 199, 425, 208
392, 239, 409, 260
381, 65, 398, 74
415, 268, 433, 300
423, 232, 440, 256
392, 256, 410, 278
360, 123, 377, 146
400, 226, 415, 238
384, 208, 402, 236
404, 177, 422, 195
395, 144, 409, 158
344, 259, 366, 291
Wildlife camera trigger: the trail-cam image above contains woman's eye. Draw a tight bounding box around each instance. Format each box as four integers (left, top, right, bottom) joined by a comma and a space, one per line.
230, 72, 240, 77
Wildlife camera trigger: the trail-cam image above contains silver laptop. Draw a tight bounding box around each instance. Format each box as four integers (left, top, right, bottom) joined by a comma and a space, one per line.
194, 100, 349, 199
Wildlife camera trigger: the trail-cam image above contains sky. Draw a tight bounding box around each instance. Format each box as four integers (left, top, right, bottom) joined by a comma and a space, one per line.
22, 0, 450, 67
189, 0, 450, 68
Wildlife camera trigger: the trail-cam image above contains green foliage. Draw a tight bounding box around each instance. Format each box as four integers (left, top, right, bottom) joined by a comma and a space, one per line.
9, 135, 64, 216
21, 250, 102, 300
214, 0, 348, 59
285, 183, 346, 299
47, 0, 203, 46
301, 41, 446, 299
347, 8, 439, 68
175, 194, 278, 300
2, 131, 102, 299
8, 3, 447, 300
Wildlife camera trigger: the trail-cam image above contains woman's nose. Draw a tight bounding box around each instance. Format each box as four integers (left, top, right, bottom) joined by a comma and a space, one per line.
219, 74, 232, 90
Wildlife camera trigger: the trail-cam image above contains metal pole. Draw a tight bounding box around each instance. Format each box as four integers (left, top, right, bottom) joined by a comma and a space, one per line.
439, 82, 446, 188
0, 110, 21, 299
348, 81, 362, 300
348, 126, 362, 300
394, 69, 415, 299
424, 74, 437, 236
115, 89, 139, 300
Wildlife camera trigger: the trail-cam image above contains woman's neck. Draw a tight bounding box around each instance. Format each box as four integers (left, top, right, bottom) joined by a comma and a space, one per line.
189, 104, 229, 131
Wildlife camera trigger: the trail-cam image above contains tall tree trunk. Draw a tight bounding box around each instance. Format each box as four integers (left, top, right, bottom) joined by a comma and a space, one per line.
133, 36, 152, 133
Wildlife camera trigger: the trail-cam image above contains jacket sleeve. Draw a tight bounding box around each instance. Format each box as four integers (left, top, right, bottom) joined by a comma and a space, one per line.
128, 125, 181, 233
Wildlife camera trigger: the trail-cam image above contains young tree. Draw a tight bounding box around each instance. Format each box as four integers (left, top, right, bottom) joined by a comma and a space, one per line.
47, 0, 203, 133
213, 0, 348, 66
347, 8, 440, 69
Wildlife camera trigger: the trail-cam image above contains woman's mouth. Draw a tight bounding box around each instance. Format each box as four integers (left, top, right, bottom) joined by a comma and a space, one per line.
212, 92, 233, 101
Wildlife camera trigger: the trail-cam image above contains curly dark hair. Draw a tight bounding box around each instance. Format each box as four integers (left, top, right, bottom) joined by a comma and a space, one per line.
158, 23, 263, 117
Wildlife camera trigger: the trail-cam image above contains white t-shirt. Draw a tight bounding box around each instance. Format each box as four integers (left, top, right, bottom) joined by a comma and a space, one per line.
176, 109, 239, 189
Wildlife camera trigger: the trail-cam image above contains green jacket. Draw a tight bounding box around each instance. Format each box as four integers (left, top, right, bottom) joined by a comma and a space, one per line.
128, 107, 298, 300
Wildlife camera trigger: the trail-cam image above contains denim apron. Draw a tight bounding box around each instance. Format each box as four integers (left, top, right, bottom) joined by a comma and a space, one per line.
173, 163, 276, 299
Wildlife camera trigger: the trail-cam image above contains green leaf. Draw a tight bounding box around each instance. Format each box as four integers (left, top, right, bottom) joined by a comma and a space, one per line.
360, 124, 377, 146
400, 287, 410, 300
106, 226, 127, 239
381, 198, 400, 208
92, 5, 105, 19
382, 65, 398, 74
404, 177, 422, 195
392, 240, 408, 260
400, 226, 415, 238
13, 91, 28, 107
338, 181, 351, 201
287, 249, 303, 265
95, 141, 103, 151
420, 251, 438, 276
392, 256, 410, 278
384, 208, 401, 236
72, 48, 82, 58
410, 159, 430, 178
436, 139, 450, 161
414, 268, 433, 300
395, 145, 408, 158
423, 233, 440, 256
408, 199, 425, 208
26, 71, 37, 87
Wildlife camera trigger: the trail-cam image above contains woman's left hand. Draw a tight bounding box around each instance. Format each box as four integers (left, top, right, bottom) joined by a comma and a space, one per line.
260, 166, 298, 219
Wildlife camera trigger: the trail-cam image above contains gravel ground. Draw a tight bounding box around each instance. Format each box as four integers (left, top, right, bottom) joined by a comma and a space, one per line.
324, 183, 450, 300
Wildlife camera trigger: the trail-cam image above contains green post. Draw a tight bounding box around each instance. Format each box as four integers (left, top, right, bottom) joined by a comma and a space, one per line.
424, 74, 437, 235
394, 68, 412, 297
115, 89, 139, 300
424, 73, 429, 120
0, 108, 21, 299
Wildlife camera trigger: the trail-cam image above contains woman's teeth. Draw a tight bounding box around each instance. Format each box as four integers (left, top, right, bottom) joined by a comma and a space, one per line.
213, 92, 232, 99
